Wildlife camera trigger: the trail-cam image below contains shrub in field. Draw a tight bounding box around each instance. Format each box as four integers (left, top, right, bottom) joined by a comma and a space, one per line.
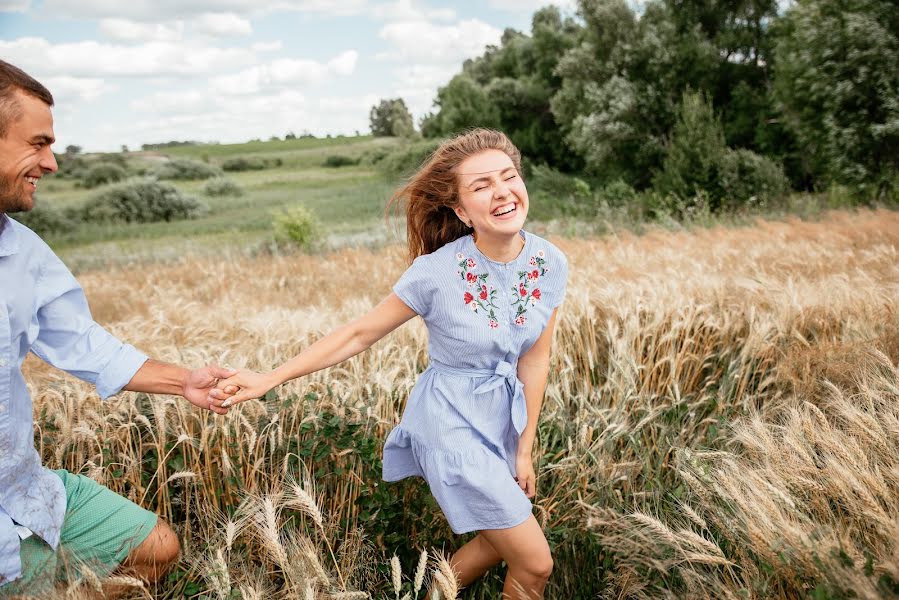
152, 158, 222, 181
82, 163, 127, 189
718, 148, 789, 209
358, 145, 391, 166
377, 139, 442, 178
272, 205, 323, 250
322, 154, 359, 168
202, 177, 244, 197
9, 201, 77, 236
78, 179, 207, 223
221, 156, 267, 172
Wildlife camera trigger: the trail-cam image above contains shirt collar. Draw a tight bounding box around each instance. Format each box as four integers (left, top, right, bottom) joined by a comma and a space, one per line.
0, 214, 21, 257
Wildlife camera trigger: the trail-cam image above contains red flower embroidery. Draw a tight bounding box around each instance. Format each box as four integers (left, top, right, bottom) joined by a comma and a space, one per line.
464, 291, 474, 304
515, 315, 526, 325
488, 319, 499, 329
467, 258, 476, 268
531, 289, 541, 300
479, 288, 488, 300
528, 269, 539, 280
519, 283, 528, 297
466, 272, 477, 284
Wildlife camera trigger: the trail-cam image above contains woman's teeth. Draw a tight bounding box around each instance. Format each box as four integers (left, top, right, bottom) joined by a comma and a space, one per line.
492, 204, 516, 217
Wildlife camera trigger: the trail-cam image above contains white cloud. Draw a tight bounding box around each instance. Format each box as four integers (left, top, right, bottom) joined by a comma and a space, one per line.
98, 18, 184, 42
40, 0, 368, 21
488, 0, 576, 10
251, 41, 283, 52
0, 0, 30, 11
378, 18, 502, 64
0, 37, 258, 78
371, 0, 455, 22
44, 76, 111, 102
210, 50, 358, 95
194, 12, 253, 36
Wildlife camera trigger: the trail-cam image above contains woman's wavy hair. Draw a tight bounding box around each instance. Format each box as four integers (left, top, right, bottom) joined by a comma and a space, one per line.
388, 128, 522, 263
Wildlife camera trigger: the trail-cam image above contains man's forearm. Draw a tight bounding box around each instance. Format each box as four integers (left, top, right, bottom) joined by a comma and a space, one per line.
123, 359, 189, 396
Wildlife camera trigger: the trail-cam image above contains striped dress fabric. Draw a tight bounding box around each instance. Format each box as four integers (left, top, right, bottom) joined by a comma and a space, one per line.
383, 230, 568, 533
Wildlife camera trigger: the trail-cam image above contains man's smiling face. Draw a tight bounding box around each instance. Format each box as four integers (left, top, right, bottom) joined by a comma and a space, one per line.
0, 90, 58, 214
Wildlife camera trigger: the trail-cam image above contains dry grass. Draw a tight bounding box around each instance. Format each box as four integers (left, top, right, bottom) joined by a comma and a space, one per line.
22, 208, 899, 598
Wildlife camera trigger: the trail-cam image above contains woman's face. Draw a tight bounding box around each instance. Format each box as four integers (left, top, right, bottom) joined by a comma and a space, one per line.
454, 149, 528, 239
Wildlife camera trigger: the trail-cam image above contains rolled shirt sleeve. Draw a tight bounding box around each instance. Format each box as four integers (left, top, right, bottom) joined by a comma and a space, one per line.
29, 249, 147, 399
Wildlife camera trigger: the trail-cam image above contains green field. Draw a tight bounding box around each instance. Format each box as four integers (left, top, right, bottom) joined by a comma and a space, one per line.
37, 136, 406, 269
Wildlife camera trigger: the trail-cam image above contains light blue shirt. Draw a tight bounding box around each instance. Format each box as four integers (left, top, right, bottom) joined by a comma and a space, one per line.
0, 214, 148, 586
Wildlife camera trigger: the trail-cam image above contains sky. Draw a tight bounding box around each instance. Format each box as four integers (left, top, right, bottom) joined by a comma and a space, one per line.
0, 0, 577, 152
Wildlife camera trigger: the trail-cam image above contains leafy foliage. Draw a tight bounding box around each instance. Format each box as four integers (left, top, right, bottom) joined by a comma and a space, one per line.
8, 201, 77, 237
78, 179, 207, 223
773, 0, 899, 196
152, 158, 223, 181
202, 177, 244, 197
272, 204, 323, 251
323, 154, 359, 168
82, 163, 127, 189
369, 98, 415, 137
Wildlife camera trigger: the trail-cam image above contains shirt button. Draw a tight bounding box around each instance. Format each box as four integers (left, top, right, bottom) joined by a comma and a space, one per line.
0, 358, 6, 367
0, 404, 6, 413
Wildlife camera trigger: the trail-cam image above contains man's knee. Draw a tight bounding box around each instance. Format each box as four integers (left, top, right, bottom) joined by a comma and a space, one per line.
151, 520, 181, 566
125, 519, 180, 581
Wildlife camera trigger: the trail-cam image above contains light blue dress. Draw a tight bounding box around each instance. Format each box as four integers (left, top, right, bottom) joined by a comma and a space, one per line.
383, 231, 568, 533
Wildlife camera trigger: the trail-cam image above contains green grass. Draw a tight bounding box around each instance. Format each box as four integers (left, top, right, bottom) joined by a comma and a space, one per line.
36, 137, 405, 266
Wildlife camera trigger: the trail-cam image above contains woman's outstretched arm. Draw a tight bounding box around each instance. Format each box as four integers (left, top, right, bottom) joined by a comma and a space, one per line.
212, 293, 416, 406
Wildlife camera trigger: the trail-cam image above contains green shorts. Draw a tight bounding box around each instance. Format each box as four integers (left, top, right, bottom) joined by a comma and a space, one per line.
0, 469, 158, 597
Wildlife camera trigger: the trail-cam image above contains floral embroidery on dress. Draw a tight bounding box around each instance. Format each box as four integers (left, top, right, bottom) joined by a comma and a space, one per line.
458, 253, 500, 327
512, 251, 547, 325
458, 248, 550, 329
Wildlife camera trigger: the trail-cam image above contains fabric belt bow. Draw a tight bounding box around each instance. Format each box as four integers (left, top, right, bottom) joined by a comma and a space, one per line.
430, 360, 528, 436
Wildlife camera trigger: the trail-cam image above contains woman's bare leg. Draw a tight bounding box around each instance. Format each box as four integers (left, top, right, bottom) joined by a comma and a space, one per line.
480, 516, 552, 599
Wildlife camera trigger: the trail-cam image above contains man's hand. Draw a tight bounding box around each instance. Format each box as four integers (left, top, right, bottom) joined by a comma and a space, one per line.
207, 369, 280, 408
182, 365, 238, 415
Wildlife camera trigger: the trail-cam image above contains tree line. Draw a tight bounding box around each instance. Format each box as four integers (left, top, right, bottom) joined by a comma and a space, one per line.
372, 0, 898, 205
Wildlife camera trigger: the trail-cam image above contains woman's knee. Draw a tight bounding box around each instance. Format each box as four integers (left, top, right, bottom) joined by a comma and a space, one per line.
512, 551, 553, 582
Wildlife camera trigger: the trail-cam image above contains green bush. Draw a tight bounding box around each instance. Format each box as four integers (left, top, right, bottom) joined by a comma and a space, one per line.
718, 149, 789, 209
527, 164, 593, 218
9, 201, 77, 237
82, 163, 127, 189
152, 158, 222, 181
272, 205, 322, 251
596, 179, 638, 207
79, 179, 207, 223
322, 155, 359, 168
358, 146, 391, 166
221, 156, 266, 172
377, 139, 442, 178
202, 177, 244, 197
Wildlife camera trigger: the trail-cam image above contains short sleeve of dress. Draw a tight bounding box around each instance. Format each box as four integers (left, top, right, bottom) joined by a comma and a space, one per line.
392, 254, 434, 317
544, 246, 569, 309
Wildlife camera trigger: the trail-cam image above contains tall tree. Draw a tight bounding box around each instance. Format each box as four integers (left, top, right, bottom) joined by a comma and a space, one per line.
421, 7, 582, 170
773, 0, 899, 195
370, 98, 415, 137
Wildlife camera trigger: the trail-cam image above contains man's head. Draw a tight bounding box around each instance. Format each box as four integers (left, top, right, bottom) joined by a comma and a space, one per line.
0, 60, 57, 214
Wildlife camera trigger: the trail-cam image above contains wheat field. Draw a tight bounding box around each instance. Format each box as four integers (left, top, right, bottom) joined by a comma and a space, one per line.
22, 209, 899, 599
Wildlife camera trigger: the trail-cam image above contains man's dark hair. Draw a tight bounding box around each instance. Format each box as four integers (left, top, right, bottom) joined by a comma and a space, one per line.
0, 60, 54, 138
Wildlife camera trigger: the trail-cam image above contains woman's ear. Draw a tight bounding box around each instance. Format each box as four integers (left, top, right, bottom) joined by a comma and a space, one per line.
453, 206, 469, 225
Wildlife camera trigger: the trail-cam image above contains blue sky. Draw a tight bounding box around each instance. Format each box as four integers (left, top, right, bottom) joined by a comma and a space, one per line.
0, 0, 576, 151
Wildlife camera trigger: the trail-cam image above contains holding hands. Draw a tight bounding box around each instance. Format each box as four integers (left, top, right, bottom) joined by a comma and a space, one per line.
207, 369, 280, 408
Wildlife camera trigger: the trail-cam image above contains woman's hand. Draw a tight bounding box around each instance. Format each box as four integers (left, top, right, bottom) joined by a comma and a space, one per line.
207, 369, 281, 407
515, 452, 537, 498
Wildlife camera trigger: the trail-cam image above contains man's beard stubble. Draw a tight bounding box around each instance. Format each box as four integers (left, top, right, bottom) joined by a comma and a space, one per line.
0, 173, 31, 214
